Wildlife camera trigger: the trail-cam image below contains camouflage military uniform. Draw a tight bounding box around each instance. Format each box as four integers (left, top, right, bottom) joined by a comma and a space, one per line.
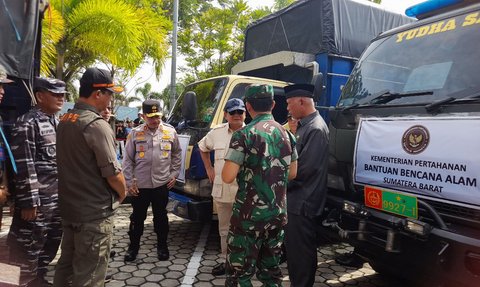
224, 113, 297, 287
7, 107, 62, 284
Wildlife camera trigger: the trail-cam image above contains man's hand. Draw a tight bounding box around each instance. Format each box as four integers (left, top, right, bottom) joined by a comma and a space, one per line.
128, 185, 139, 197
0, 186, 8, 205
21, 207, 37, 221
167, 177, 176, 189
205, 166, 215, 183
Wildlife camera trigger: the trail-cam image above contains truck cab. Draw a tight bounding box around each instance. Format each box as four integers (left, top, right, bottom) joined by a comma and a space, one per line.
325, 1, 480, 285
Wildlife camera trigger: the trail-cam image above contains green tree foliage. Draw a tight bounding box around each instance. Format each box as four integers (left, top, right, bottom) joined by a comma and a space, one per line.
42, 0, 171, 84
273, 0, 296, 11
177, 0, 271, 85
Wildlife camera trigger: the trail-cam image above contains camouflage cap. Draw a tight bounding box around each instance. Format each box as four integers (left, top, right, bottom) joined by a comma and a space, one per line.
244, 84, 274, 100
0, 67, 13, 84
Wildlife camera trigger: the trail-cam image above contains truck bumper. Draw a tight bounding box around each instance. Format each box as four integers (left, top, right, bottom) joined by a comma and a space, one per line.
168, 191, 212, 222
325, 195, 480, 286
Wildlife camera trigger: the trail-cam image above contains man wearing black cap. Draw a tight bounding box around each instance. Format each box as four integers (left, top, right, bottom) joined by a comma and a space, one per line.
198, 98, 246, 276
284, 83, 329, 287
122, 99, 181, 262
0, 67, 13, 230
54, 67, 127, 287
7, 77, 67, 286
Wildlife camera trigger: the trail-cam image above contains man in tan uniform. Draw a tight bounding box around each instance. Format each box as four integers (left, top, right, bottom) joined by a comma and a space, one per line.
198, 98, 246, 276
123, 99, 182, 262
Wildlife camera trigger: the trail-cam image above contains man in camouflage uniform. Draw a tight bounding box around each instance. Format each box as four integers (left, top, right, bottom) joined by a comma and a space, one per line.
222, 84, 298, 287
8, 77, 67, 286
0, 67, 13, 230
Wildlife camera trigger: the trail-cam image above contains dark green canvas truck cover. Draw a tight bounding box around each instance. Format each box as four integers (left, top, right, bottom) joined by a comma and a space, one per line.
243, 0, 414, 61
0, 0, 40, 79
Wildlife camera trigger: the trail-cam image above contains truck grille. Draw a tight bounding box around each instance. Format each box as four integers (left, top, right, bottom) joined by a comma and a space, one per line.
420, 199, 480, 227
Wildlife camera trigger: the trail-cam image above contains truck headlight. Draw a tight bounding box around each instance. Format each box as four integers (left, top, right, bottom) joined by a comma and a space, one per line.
404, 218, 431, 236
343, 201, 360, 214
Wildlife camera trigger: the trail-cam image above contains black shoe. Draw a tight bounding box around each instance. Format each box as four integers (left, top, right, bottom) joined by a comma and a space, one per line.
335, 252, 364, 268
157, 248, 169, 261
25, 278, 52, 287
104, 274, 112, 283
110, 250, 116, 258
124, 249, 138, 262
211, 262, 226, 276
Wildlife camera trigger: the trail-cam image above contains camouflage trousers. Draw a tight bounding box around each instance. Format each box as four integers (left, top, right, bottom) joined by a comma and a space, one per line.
7, 194, 62, 285
226, 226, 284, 287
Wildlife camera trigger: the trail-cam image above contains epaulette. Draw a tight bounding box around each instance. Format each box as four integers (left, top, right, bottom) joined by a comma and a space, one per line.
211, 123, 228, 130
162, 122, 175, 129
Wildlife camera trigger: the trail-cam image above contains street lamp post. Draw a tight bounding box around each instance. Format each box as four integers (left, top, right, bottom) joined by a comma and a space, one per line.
170, 0, 179, 110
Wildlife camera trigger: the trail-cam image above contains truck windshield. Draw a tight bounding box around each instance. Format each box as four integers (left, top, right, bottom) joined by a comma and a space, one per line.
168, 77, 227, 127
338, 11, 480, 107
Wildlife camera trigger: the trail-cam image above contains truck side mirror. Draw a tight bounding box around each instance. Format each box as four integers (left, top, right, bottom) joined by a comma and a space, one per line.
312, 73, 325, 102
182, 91, 198, 121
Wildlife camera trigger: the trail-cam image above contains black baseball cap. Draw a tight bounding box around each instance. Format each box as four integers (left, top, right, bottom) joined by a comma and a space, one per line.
80, 67, 123, 93
34, 77, 69, 94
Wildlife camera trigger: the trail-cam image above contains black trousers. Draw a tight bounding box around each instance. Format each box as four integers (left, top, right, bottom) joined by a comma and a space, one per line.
285, 213, 319, 287
128, 185, 169, 250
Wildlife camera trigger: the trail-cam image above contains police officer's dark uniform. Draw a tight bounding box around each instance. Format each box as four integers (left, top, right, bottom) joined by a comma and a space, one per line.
123, 99, 182, 262
7, 77, 67, 286
0, 67, 13, 230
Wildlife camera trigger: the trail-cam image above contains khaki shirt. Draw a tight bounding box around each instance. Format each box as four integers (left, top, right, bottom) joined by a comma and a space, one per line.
123, 123, 181, 188
198, 123, 241, 203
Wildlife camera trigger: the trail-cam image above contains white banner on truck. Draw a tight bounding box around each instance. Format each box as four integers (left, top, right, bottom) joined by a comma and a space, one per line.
354, 117, 480, 210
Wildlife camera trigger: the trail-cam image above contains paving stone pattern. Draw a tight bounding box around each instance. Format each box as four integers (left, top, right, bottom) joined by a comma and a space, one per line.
1, 205, 405, 286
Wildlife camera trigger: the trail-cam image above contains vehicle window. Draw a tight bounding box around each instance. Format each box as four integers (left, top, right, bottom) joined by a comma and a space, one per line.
227, 84, 286, 124
168, 78, 228, 127
338, 11, 480, 107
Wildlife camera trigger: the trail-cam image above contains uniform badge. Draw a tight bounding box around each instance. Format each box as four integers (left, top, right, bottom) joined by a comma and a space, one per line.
139, 152, 145, 158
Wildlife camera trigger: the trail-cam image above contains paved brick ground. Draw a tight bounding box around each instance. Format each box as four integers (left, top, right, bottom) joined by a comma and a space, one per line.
1, 205, 405, 286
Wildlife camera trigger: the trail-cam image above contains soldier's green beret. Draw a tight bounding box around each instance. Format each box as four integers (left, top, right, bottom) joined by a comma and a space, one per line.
244, 84, 274, 100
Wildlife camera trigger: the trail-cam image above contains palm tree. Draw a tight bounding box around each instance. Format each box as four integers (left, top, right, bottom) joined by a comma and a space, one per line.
42, 0, 171, 84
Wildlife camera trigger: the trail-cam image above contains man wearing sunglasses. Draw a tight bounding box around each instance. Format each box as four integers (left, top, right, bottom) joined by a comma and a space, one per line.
8, 77, 67, 287
198, 98, 246, 276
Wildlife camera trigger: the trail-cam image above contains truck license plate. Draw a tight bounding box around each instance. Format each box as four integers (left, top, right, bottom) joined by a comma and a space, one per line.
364, 186, 418, 219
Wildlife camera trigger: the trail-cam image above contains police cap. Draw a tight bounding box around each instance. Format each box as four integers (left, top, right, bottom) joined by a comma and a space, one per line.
142, 99, 162, 118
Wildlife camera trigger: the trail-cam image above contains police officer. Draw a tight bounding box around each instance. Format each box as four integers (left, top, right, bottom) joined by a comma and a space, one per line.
284, 83, 329, 287
123, 99, 182, 262
222, 84, 298, 287
8, 77, 67, 286
198, 98, 246, 276
0, 67, 13, 230
54, 67, 127, 287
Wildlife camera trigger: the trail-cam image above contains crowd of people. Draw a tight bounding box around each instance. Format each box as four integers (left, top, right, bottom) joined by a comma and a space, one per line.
0, 64, 335, 287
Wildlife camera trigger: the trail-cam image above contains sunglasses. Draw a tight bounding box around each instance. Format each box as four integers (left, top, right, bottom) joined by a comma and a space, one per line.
228, 110, 244, 116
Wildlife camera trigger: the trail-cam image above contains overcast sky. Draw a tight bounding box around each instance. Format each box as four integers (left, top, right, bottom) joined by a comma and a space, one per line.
127, 0, 425, 102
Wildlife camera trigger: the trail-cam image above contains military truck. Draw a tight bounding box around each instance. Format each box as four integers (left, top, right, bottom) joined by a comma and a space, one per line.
323, 0, 480, 285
